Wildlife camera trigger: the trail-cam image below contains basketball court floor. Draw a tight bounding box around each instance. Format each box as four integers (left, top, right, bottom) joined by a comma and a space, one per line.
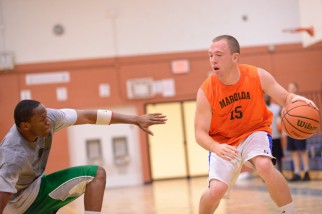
59, 175, 322, 214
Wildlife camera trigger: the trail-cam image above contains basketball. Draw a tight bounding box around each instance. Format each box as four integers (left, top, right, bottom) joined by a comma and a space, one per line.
281, 101, 320, 139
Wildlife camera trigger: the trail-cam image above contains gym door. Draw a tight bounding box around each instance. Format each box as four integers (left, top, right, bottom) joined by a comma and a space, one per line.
146, 101, 208, 180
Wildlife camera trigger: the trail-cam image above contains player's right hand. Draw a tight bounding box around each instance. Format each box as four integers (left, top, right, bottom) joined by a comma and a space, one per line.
215, 144, 238, 161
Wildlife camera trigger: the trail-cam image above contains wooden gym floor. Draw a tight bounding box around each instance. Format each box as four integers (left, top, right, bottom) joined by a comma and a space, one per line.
59, 175, 322, 214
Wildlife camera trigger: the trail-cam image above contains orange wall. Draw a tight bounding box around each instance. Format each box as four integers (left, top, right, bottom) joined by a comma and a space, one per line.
1, 42, 321, 182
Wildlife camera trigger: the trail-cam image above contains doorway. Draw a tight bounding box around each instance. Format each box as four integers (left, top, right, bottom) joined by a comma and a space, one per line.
146, 101, 208, 180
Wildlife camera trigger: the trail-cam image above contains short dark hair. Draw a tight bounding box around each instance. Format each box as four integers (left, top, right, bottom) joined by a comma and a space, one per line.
14, 100, 41, 127
212, 35, 240, 54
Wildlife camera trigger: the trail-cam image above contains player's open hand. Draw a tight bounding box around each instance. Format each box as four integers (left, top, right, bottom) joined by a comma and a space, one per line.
137, 113, 167, 135
215, 144, 238, 161
292, 95, 318, 109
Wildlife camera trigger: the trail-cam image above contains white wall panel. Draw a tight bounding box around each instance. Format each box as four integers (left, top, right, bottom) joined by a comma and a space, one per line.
1, 0, 302, 63
67, 105, 143, 188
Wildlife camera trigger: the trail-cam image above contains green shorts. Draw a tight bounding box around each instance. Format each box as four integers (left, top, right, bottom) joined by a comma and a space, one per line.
24, 165, 98, 214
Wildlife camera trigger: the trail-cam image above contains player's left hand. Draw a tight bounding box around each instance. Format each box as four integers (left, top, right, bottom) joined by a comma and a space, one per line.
291, 95, 318, 109
137, 113, 167, 135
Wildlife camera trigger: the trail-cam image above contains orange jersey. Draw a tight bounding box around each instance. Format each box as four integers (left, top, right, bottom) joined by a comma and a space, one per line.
201, 64, 272, 146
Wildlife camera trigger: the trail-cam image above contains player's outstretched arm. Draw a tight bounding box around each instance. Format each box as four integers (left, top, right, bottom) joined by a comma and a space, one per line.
110, 112, 167, 136
0, 192, 11, 214
74, 110, 167, 135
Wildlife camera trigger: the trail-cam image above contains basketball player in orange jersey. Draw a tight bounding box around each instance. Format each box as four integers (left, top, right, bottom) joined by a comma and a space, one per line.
195, 35, 317, 214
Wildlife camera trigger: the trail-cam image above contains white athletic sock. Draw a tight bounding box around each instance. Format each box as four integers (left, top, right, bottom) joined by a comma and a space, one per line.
279, 202, 295, 214
294, 168, 300, 175
84, 211, 101, 214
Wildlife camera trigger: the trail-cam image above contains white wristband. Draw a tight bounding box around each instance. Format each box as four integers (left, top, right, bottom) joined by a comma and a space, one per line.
96, 110, 112, 125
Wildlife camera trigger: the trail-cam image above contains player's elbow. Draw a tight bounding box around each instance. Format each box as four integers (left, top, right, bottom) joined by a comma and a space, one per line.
194, 129, 207, 146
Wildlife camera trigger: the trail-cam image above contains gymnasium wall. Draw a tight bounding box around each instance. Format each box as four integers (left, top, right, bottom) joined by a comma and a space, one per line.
0, 42, 321, 182
1, 0, 302, 63
1, 1, 321, 183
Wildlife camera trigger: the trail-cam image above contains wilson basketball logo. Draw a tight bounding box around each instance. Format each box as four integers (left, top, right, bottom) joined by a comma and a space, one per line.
297, 120, 318, 131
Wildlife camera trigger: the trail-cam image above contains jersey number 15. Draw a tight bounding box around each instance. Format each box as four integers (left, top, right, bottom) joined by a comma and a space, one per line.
230, 106, 243, 120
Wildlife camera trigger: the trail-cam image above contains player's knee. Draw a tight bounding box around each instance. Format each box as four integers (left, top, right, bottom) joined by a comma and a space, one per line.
208, 181, 228, 200
254, 157, 274, 177
96, 166, 106, 183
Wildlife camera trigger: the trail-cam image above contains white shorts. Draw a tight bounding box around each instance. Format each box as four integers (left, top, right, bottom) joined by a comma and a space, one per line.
208, 131, 275, 199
